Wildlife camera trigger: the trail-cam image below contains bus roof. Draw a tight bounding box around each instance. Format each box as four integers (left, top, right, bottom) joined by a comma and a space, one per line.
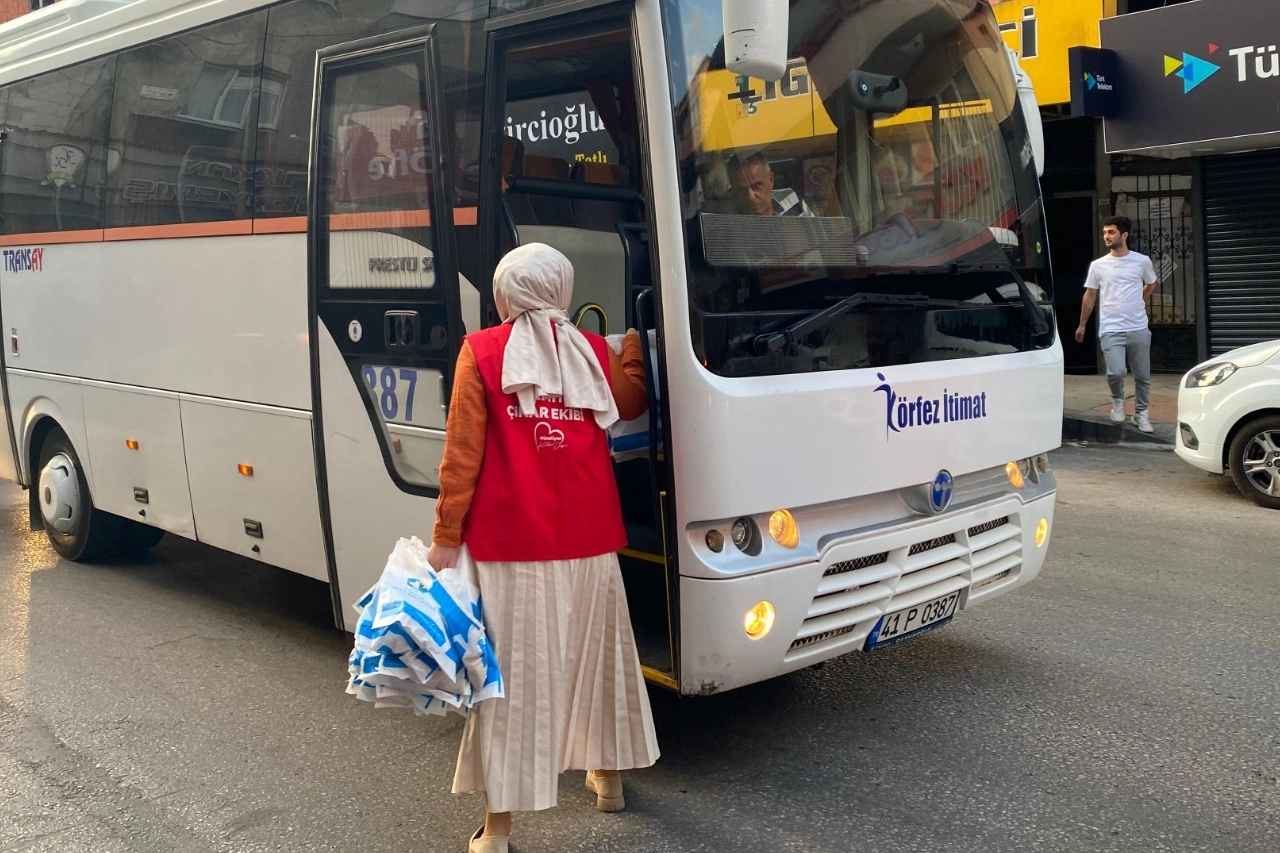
0, 0, 276, 86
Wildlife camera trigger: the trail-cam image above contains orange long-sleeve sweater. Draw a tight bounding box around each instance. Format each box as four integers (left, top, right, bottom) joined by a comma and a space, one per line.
432, 331, 648, 547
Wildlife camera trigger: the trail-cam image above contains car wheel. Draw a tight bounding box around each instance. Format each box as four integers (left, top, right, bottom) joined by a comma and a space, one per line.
36, 427, 123, 560
1227, 415, 1280, 510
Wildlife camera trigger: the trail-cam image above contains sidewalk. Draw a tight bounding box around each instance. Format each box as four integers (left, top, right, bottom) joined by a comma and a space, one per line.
1062, 372, 1179, 447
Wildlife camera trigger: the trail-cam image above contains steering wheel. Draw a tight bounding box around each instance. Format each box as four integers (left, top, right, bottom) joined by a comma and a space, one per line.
572, 303, 608, 335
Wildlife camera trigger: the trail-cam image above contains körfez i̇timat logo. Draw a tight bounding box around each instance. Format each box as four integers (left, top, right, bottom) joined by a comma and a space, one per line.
1164, 43, 1222, 93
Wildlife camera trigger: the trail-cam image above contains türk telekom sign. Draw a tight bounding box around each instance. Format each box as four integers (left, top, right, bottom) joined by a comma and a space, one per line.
1101, 0, 1280, 153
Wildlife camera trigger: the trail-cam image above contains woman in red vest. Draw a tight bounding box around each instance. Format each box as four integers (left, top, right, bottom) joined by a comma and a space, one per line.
426, 243, 659, 853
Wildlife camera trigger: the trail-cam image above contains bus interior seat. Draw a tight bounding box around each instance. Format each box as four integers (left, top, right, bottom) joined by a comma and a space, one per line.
520, 154, 576, 227
569, 161, 633, 231
500, 137, 536, 234
500, 135, 524, 191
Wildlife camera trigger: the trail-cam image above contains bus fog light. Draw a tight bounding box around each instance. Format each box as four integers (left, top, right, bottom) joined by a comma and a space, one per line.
1005, 461, 1025, 489
1035, 518, 1049, 548
730, 518, 752, 551
768, 510, 799, 548
706, 529, 724, 552
744, 601, 775, 639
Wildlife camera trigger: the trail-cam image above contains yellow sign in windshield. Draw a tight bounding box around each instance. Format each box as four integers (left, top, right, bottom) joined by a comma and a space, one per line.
696, 60, 837, 151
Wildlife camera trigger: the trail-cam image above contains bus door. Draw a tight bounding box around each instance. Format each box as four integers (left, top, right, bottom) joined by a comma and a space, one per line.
482, 7, 677, 687
309, 28, 465, 629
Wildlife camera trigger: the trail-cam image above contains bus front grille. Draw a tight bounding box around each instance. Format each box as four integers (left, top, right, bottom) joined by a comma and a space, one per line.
784, 513, 1023, 661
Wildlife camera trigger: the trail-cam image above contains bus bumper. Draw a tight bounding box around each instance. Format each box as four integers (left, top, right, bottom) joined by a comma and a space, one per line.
677, 491, 1055, 695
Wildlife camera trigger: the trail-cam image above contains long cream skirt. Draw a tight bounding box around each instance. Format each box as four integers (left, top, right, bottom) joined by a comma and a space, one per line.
451, 552, 660, 813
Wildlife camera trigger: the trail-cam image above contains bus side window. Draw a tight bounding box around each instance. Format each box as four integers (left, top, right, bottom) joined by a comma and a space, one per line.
104, 13, 269, 228
0, 57, 114, 236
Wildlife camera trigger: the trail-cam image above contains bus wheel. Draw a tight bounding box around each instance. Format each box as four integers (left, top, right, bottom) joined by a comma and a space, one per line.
118, 520, 165, 556
37, 427, 122, 561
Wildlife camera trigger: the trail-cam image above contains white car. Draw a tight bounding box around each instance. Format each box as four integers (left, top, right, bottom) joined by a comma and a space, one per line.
1176, 340, 1280, 509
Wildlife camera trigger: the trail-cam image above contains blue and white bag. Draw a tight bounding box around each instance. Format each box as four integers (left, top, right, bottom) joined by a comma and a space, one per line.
346, 537, 503, 717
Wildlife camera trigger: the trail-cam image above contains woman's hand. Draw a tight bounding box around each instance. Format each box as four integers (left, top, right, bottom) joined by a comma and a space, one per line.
427, 542, 460, 571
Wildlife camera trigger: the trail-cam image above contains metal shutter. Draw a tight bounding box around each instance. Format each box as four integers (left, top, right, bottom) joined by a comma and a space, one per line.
1203, 151, 1280, 356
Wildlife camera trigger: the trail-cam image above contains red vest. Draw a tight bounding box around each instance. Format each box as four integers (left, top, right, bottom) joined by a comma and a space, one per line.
463, 322, 627, 562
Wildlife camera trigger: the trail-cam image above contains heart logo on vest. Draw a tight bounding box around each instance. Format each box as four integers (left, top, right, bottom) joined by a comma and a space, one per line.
534, 421, 566, 451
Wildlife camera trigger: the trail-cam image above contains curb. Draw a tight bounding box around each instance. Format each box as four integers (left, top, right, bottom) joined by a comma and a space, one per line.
1061, 415, 1175, 448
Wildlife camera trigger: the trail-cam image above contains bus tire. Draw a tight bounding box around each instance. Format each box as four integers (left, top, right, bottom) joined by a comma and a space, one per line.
118, 520, 165, 556
36, 426, 122, 561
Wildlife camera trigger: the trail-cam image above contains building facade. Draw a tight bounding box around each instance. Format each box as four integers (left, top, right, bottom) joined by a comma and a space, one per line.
998, 0, 1278, 374
1, 1, 58, 24
1102, 0, 1280, 363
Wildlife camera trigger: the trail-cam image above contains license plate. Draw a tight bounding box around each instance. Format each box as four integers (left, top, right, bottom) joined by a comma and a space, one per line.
866, 591, 960, 650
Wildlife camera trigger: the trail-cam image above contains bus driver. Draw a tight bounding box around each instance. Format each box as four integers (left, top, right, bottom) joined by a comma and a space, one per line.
730, 151, 814, 217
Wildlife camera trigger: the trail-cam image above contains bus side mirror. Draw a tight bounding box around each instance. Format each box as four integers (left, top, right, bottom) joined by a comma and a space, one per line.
722, 0, 789, 81
1006, 46, 1044, 177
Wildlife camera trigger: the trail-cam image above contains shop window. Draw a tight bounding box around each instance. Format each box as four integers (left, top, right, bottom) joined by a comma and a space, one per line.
179, 68, 283, 130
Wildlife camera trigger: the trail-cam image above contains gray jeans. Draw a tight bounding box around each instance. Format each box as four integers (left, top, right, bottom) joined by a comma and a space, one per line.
1100, 329, 1153, 413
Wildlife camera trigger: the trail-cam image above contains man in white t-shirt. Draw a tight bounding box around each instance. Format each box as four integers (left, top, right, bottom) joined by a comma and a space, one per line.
1075, 216, 1159, 433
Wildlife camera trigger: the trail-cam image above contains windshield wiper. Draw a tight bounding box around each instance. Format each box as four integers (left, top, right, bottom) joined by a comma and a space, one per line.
750, 263, 1052, 354
753, 292, 929, 354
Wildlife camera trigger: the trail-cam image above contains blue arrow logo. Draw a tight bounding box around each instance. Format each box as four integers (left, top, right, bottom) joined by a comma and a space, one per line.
1165, 52, 1221, 93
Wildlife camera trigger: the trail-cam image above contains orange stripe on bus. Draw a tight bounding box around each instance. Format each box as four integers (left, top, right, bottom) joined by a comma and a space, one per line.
254, 216, 307, 234
328, 207, 478, 231
0, 207, 480, 245
329, 209, 434, 231
105, 220, 253, 241
0, 229, 103, 246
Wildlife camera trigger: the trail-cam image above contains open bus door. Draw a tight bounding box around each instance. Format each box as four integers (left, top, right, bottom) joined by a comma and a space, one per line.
308, 27, 466, 628
481, 6, 678, 690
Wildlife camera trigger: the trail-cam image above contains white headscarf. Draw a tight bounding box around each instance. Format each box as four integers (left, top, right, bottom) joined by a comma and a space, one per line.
493, 243, 619, 429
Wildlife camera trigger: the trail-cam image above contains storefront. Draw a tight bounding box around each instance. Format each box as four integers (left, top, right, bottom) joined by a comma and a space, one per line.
1102, 0, 1280, 360
994, 0, 1117, 373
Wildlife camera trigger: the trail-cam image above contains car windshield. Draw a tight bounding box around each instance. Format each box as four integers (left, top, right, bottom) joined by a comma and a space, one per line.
664, 0, 1054, 377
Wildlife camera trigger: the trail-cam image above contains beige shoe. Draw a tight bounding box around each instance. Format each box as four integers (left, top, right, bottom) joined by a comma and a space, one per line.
585, 771, 625, 812
468, 826, 508, 853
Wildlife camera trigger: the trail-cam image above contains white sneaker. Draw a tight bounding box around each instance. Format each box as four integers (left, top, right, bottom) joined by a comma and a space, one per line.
1110, 399, 1125, 422
1134, 411, 1154, 433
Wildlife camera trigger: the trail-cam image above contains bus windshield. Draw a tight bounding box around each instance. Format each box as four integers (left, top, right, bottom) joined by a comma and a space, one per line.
665, 0, 1054, 377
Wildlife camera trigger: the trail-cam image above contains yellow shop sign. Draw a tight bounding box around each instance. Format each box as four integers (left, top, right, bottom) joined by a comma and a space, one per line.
993, 0, 1116, 106
696, 59, 837, 151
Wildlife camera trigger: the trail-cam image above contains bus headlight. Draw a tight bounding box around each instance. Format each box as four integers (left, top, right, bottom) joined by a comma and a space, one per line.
744, 601, 775, 640
1035, 517, 1050, 548
1005, 461, 1025, 489
730, 518, 753, 551
1034, 454, 1051, 474
768, 510, 799, 548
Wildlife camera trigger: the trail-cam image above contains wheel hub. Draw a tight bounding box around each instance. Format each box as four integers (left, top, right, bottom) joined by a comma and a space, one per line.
1242, 430, 1280, 498
38, 452, 80, 535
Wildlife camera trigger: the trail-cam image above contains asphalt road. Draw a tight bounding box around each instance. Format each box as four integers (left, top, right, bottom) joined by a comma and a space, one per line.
2, 445, 1278, 853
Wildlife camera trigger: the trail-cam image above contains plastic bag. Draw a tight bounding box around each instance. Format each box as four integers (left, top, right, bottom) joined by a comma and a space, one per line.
345, 537, 503, 717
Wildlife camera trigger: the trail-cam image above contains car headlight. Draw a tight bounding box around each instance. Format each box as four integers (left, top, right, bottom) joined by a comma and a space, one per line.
1185, 362, 1236, 388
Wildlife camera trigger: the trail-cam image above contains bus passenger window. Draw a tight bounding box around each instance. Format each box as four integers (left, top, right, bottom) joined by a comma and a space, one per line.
0, 57, 114, 235
105, 12, 269, 228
